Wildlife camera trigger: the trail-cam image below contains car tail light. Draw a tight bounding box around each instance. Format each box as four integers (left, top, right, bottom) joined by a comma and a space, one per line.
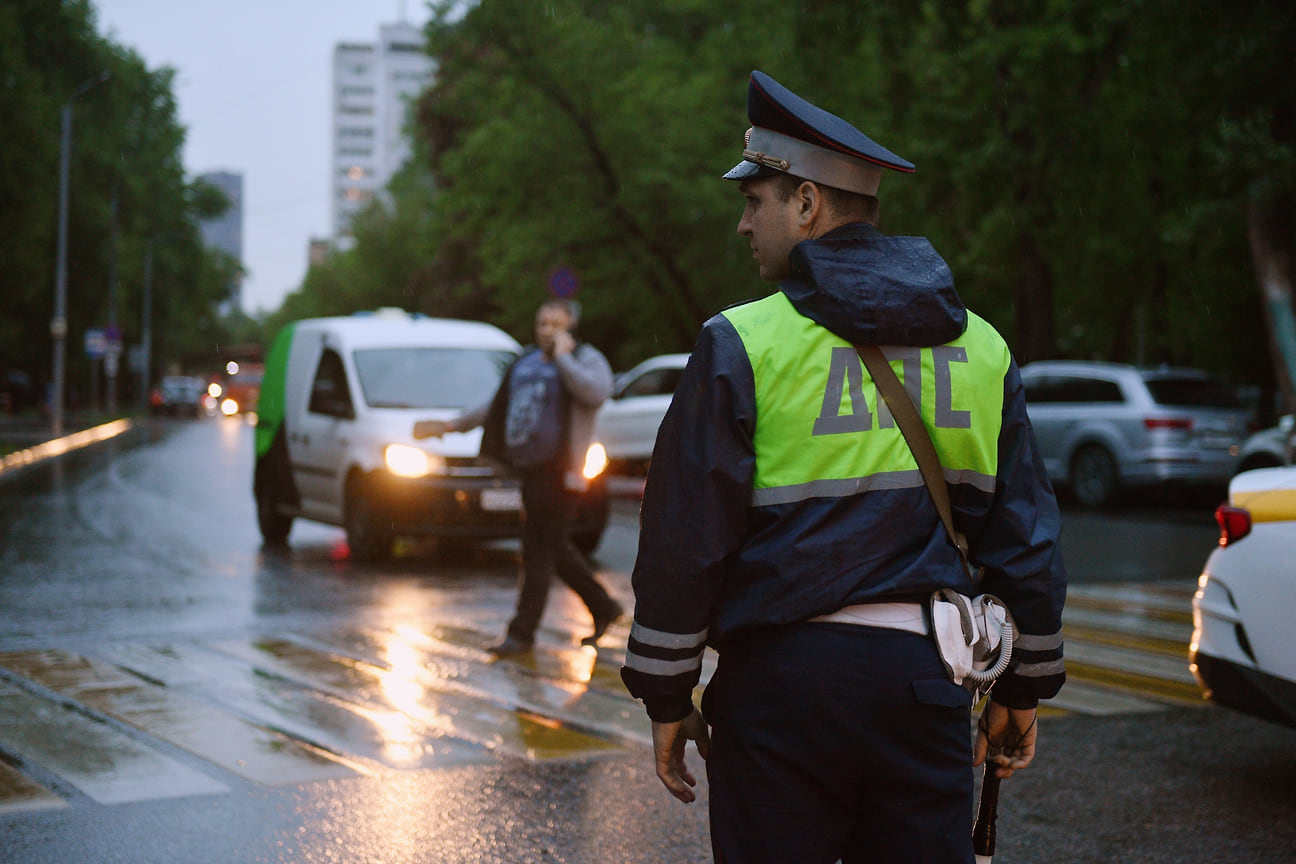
1144, 417, 1193, 431
1214, 504, 1252, 547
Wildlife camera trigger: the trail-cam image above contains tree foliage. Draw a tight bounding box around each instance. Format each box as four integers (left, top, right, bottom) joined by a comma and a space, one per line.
321, 0, 1282, 395
0, 0, 243, 411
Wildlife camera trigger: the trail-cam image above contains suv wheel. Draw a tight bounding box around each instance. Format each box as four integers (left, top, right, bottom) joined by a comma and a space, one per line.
1070, 443, 1118, 506
345, 479, 393, 561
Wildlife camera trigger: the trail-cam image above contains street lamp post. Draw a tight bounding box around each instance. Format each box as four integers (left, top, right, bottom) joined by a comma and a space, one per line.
50, 70, 109, 438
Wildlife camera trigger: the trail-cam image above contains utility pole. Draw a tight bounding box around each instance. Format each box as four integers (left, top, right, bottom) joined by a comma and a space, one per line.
138, 241, 153, 413
107, 183, 120, 414
50, 70, 110, 437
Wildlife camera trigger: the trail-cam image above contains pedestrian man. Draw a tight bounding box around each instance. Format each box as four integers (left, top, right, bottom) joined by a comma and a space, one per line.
415, 298, 623, 655
621, 71, 1067, 863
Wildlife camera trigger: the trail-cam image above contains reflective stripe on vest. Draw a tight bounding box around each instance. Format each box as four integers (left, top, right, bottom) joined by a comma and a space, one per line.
721, 292, 1008, 507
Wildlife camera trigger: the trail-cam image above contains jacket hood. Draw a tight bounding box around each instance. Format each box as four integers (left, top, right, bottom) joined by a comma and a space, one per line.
782, 223, 967, 346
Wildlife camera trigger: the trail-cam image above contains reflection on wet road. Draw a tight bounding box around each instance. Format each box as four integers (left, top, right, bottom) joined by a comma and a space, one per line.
0, 581, 1200, 811
0, 418, 1217, 813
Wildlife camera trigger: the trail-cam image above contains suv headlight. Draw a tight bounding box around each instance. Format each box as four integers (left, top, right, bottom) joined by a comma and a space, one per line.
583, 442, 608, 480
385, 444, 444, 478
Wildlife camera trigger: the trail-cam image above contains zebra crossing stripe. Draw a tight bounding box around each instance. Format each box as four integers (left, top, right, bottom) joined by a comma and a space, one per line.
0, 679, 228, 805
0, 649, 359, 788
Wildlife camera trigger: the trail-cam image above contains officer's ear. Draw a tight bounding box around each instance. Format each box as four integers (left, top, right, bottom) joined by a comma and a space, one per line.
796, 180, 827, 230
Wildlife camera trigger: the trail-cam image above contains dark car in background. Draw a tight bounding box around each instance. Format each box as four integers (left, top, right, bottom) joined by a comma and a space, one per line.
1020, 361, 1250, 505
153, 375, 207, 418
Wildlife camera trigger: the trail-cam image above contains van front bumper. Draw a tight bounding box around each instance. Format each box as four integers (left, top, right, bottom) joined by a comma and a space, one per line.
360, 470, 608, 540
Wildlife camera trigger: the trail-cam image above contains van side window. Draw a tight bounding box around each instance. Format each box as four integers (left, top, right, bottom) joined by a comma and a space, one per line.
308, 349, 354, 418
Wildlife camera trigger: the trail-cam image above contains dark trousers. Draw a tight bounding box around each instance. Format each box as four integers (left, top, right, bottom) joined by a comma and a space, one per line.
702, 624, 975, 864
508, 464, 616, 643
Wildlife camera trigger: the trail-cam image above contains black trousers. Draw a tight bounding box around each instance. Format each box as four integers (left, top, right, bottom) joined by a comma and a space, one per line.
702, 623, 975, 864
508, 464, 616, 643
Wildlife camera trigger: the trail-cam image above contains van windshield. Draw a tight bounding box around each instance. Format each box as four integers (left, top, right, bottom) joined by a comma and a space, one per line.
353, 347, 516, 409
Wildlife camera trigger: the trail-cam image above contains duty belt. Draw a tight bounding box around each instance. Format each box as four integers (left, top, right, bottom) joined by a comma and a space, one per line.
809, 602, 928, 636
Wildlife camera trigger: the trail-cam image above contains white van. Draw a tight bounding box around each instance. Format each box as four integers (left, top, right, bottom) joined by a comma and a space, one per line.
253, 309, 609, 559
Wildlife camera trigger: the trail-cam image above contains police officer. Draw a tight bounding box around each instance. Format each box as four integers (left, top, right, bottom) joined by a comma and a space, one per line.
621, 71, 1067, 863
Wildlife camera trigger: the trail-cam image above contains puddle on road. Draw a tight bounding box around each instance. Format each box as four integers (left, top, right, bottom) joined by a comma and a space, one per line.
0, 650, 359, 787
210, 636, 623, 761
0, 680, 227, 805
93, 640, 494, 772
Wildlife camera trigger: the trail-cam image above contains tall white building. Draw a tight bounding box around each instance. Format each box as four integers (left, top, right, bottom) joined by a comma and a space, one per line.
331, 21, 435, 242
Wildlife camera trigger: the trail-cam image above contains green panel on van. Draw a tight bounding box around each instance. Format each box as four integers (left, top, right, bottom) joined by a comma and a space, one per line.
255, 323, 296, 459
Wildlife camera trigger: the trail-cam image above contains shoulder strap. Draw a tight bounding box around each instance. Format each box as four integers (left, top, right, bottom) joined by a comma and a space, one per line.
854, 344, 973, 580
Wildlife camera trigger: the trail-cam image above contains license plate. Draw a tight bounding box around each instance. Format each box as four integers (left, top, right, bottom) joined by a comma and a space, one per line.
1199, 436, 1235, 450
480, 487, 522, 511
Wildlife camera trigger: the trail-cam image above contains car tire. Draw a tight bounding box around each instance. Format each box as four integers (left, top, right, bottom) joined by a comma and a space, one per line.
345, 478, 393, 562
1236, 455, 1283, 474
1070, 443, 1118, 506
256, 487, 293, 545
254, 428, 297, 546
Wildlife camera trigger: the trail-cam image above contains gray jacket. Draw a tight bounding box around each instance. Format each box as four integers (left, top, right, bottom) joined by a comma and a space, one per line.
459, 342, 613, 486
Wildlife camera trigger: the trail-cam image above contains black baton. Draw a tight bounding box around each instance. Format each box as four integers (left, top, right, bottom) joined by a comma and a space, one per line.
972, 763, 1001, 862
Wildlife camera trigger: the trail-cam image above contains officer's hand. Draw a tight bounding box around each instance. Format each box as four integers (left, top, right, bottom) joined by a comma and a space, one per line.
973, 700, 1037, 779
412, 419, 451, 439
651, 707, 711, 804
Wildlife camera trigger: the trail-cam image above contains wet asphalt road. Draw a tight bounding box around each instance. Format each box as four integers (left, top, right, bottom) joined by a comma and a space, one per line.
0, 417, 1294, 863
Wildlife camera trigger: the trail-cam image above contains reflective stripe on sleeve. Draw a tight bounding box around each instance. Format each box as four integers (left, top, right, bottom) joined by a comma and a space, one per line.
629, 621, 708, 650
1013, 658, 1066, 678
1016, 631, 1064, 652
623, 650, 705, 677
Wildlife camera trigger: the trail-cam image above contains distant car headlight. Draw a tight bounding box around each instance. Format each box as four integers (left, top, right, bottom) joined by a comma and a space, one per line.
583, 442, 608, 480
208, 383, 223, 398
220, 398, 239, 416
385, 444, 444, 478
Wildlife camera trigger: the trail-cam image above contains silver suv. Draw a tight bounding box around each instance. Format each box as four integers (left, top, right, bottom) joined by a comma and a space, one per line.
1019, 361, 1249, 505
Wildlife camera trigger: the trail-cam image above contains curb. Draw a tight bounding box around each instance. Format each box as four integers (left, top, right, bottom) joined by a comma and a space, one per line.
0, 419, 135, 481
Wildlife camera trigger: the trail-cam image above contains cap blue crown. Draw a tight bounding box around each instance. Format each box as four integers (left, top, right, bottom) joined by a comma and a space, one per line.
724, 71, 913, 195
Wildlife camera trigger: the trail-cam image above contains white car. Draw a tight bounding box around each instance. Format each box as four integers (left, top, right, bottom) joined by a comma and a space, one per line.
1234, 415, 1294, 474
253, 309, 609, 559
594, 353, 689, 474
1190, 465, 1296, 727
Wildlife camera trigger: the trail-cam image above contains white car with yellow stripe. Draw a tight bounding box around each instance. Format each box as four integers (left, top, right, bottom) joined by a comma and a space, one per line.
1191, 466, 1296, 727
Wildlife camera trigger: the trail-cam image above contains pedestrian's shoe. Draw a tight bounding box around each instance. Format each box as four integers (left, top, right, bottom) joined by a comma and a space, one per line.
487, 636, 533, 657
581, 602, 624, 647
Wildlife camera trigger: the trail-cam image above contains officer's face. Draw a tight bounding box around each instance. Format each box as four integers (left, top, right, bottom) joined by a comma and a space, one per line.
737, 176, 805, 282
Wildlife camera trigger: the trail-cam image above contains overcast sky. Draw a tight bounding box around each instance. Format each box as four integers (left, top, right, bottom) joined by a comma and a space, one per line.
92, 0, 430, 315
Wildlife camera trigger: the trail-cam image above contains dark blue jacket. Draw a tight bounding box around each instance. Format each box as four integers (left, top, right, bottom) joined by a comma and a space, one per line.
622, 224, 1067, 722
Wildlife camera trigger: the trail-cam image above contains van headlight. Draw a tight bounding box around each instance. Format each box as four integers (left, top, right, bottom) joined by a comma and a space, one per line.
385, 444, 444, 478
583, 442, 608, 480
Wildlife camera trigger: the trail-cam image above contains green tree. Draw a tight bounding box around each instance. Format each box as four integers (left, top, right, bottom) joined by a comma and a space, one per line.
419, 0, 790, 363
0, 0, 235, 410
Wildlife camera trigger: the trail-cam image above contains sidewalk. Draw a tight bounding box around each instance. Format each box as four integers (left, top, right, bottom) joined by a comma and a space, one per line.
0, 412, 136, 480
